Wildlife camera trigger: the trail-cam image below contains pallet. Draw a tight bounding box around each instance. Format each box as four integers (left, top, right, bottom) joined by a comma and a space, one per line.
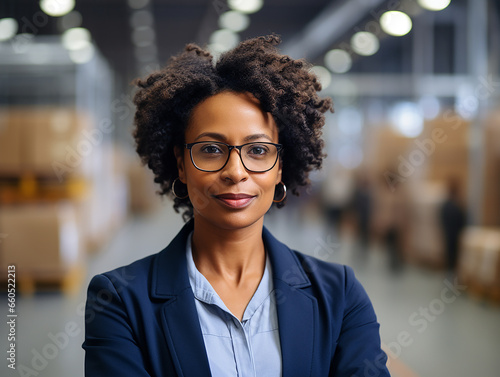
465, 281, 500, 306
0, 174, 88, 204
0, 265, 85, 296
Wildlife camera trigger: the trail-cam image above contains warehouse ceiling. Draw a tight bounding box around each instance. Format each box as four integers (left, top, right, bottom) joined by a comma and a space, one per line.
1, 0, 496, 83
3, 0, 334, 80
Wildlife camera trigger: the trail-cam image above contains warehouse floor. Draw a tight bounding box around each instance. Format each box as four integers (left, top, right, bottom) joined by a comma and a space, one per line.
3, 201, 499, 377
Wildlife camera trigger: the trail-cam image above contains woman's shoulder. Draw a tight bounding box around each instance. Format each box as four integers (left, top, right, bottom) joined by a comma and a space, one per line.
87, 252, 160, 296
291, 249, 357, 290
283, 247, 371, 310
288, 249, 376, 321
263, 227, 359, 295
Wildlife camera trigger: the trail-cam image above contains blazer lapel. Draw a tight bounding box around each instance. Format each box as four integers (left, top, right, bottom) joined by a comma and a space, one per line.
150, 221, 317, 377
263, 227, 317, 377
151, 220, 212, 377
161, 292, 211, 377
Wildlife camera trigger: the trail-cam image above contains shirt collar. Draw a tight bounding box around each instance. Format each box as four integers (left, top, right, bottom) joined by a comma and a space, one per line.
186, 231, 273, 322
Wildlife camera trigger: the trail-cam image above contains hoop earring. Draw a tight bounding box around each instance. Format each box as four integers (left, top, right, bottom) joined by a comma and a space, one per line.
172, 178, 189, 199
273, 181, 287, 203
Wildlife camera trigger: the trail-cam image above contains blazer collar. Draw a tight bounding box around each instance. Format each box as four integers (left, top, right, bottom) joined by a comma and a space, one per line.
262, 225, 311, 288
151, 219, 312, 298
152, 219, 316, 377
151, 219, 194, 298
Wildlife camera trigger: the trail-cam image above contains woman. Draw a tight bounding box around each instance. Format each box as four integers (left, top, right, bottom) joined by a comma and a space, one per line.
83, 35, 390, 377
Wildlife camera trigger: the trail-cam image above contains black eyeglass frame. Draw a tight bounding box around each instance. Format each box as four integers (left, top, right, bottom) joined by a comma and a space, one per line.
184, 141, 283, 173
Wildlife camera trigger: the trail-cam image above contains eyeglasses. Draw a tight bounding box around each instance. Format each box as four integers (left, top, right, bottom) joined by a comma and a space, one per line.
184, 141, 283, 173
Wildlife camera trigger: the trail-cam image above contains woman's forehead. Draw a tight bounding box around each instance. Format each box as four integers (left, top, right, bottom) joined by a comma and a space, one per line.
186, 91, 278, 141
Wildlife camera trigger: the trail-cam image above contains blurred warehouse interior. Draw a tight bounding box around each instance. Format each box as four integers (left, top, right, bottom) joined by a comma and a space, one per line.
0, 1, 500, 377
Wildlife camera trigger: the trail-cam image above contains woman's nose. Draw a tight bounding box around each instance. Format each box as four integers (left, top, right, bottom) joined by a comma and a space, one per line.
220, 148, 248, 182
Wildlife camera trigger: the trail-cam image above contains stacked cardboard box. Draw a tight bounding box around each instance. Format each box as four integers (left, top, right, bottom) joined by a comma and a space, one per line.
128, 155, 159, 215
0, 110, 23, 175
0, 107, 129, 291
422, 113, 469, 203
0, 202, 82, 270
458, 227, 500, 304
0, 107, 95, 179
364, 115, 470, 269
364, 124, 415, 177
483, 110, 500, 226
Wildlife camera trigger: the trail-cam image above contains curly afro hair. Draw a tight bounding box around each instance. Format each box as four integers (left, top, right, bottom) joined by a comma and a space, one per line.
132, 34, 333, 219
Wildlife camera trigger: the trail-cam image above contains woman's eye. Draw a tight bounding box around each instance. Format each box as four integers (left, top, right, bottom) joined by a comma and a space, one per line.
201, 145, 223, 154
248, 145, 269, 155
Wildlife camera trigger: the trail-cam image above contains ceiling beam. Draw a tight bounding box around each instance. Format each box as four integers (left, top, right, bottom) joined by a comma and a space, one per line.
281, 0, 386, 60
322, 74, 481, 98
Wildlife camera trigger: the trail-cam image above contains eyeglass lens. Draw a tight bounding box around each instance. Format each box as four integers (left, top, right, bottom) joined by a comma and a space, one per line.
190, 142, 279, 172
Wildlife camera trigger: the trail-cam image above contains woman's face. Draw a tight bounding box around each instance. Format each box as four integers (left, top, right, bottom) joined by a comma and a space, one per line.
175, 91, 282, 231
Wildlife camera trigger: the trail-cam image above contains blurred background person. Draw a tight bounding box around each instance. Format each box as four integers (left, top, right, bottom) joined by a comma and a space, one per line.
320, 162, 355, 236
351, 171, 373, 252
371, 168, 410, 272
439, 178, 467, 274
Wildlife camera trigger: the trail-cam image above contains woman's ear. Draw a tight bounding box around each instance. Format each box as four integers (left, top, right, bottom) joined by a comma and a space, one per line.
174, 146, 186, 183
276, 158, 283, 185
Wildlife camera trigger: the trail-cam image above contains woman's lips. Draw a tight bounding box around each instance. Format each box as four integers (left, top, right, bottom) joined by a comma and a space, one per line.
214, 193, 256, 208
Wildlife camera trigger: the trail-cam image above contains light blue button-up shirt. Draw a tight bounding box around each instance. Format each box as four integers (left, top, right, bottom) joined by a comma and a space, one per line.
186, 232, 282, 377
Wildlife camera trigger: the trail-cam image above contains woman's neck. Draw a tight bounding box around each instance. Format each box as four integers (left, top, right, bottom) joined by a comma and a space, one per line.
190, 215, 266, 286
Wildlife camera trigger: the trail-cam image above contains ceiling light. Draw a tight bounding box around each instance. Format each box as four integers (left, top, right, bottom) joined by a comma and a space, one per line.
350, 31, 379, 56
0, 18, 18, 41
390, 102, 424, 138
219, 11, 250, 32
62, 27, 91, 50
324, 49, 352, 74
228, 0, 263, 14
417, 0, 451, 11
310, 66, 332, 89
69, 42, 95, 64
209, 29, 239, 51
380, 11, 413, 37
40, 0, 75, 17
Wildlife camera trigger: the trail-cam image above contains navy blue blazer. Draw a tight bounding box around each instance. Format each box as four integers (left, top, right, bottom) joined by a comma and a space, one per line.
83, 220, 390, 376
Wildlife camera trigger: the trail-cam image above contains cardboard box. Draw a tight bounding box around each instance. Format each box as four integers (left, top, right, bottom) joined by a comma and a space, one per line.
0, 109, 23, 175
0, 107, 97, 180
128, 156, 159, 214
406, 181, 448, 267
365, 125, 414, 174
27, 107, 95, 179
482, 111, 500, 226
0, 202, 84, 272
458, 227, 500, 300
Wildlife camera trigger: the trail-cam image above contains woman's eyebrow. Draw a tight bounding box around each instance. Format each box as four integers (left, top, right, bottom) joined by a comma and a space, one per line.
194, 133, 273, 142
243, 133, 273, 142
194, 132, 226, 141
